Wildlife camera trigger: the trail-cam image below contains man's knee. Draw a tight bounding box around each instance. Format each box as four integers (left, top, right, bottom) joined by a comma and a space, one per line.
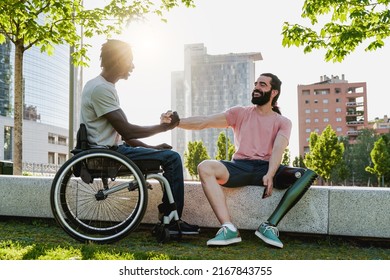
171, 150, 181, 162
197, 160, 214, 177
198, 160, 229, 184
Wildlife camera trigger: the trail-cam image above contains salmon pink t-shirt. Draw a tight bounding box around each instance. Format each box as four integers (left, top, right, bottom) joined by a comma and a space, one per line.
224, 106, 292, 161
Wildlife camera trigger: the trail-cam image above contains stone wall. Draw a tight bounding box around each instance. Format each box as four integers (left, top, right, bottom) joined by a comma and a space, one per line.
0, 175, 389, 239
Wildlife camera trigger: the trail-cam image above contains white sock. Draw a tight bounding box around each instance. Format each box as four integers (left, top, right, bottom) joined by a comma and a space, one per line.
222, 222, 237, 232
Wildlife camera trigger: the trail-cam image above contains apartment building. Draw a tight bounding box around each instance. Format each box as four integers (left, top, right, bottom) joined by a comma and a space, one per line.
297, 74, 368, 156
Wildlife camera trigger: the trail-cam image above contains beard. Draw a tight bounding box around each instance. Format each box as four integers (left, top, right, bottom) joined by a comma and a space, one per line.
251, 89, 272, 106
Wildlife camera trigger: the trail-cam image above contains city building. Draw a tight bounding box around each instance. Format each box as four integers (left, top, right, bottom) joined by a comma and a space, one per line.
368, 115, 390, 135
0, 38, 81, 172
171, 43, 262, 163
297, 74, 368, 156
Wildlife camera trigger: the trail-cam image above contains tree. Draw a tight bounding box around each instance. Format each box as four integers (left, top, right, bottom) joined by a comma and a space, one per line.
349, 129, 378, 186
293, 155, 306, 168
282, 148, 290, 166
330, 136, 351, 185
184, 140, 210, 180
365, 135, 390, 186
304, 125, 344, 184
215, 131, 235, 161
0, 0, 194, 175
282, 0, 390, 62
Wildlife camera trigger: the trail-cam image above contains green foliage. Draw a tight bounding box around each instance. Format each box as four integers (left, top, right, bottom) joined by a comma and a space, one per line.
304, 125, 344, 183
293, 155, 306, 168
282, 0, 390, 62
282, 148, 291, 165
349, 129, 378, 186
215, 131, 235, 161
365, 135, 390, 186
0, 0, 195, 66
184, 140, 210, 180
0, 0, 194, 174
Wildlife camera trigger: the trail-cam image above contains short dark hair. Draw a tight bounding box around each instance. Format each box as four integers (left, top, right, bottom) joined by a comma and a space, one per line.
100, 39, 132, 70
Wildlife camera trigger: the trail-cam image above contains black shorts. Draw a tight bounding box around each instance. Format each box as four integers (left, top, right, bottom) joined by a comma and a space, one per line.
221, 159, 287, 189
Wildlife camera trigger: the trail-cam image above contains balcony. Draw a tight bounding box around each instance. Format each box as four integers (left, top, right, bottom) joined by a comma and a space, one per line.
347, 130, 359, 136
346, 102, 364, 107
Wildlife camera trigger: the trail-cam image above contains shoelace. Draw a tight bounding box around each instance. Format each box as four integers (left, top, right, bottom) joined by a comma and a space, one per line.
263, 224, 279, 237
216, 226, 228, 236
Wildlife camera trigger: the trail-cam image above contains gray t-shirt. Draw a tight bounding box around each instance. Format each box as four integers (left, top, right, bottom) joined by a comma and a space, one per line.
80, 75, 122, 146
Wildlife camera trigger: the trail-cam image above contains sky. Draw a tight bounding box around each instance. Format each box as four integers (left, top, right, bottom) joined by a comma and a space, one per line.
83, 0, 390, 158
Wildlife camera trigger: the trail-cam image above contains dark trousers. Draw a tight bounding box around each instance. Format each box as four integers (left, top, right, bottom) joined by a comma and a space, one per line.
116, 144, 185, 218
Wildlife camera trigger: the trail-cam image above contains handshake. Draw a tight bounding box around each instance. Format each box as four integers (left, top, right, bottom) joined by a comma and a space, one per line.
160, 110, 180, 130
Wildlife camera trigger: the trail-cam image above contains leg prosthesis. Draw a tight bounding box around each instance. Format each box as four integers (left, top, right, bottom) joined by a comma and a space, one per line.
268, 168, 318, 226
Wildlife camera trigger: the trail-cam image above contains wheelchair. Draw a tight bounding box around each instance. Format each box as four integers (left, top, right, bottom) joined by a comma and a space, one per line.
50, 124, 179, 244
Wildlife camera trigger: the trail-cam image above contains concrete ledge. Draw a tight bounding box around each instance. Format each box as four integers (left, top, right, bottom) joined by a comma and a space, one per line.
0, 175, 389, 239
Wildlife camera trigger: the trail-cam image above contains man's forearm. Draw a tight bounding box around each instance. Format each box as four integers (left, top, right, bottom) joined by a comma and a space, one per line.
178, 116, 209, 130
178, 113, 228, 130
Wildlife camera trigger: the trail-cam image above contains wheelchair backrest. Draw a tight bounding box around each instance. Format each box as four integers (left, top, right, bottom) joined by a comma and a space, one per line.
75, 123, 89, 151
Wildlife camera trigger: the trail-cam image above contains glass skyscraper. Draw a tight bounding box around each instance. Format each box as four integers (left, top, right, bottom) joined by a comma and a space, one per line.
1, 38, 73, 168
0, 39, 12, 118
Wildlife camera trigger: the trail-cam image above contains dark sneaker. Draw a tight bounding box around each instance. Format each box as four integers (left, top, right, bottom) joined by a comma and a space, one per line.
168, 220, 200, 235
207, 226, 242, 246
255, 222, 283, 248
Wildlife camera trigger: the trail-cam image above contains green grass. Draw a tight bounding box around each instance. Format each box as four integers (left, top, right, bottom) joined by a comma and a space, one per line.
0, 217, 389, 260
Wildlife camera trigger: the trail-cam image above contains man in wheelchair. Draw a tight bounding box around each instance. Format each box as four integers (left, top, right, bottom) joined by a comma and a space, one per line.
79, 39, 199, 235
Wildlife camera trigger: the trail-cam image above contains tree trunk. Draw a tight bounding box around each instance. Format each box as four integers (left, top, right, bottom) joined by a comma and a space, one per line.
13, 43, 24, 175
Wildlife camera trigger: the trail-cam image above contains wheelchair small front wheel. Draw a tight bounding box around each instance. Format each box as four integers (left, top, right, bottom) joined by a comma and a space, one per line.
154, 224, 170, 244
50, 149, 148, 244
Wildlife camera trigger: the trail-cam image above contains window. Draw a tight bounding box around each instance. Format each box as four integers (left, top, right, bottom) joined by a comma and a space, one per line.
58, 153, 67, 165
336, 108, 342, 113
305, 128, 311, 133
305, 118, 311, 123
4, 126, 13, 160
323, 108, 329, 113
324, 118, 329, 122
314, 89, 330, 95
48, 152, 55, 164
336, 117, 342, 122
305, 100, 310, 104
336, 98, 340, 103
323, 99, 329, 104
314, 118, 319, 123
58, 136, 67, 146
48, 134, 55, 144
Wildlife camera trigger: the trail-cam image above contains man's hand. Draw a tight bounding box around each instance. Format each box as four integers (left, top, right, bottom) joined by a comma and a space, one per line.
170, 111, 180, 127
160, 111, 172, 124
160, 110, 180, 129
262, 174, 274, 199
153, 143, 172, 150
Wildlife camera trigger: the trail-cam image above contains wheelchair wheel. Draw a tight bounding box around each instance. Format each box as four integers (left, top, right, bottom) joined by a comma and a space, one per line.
50, 149, 148, 244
